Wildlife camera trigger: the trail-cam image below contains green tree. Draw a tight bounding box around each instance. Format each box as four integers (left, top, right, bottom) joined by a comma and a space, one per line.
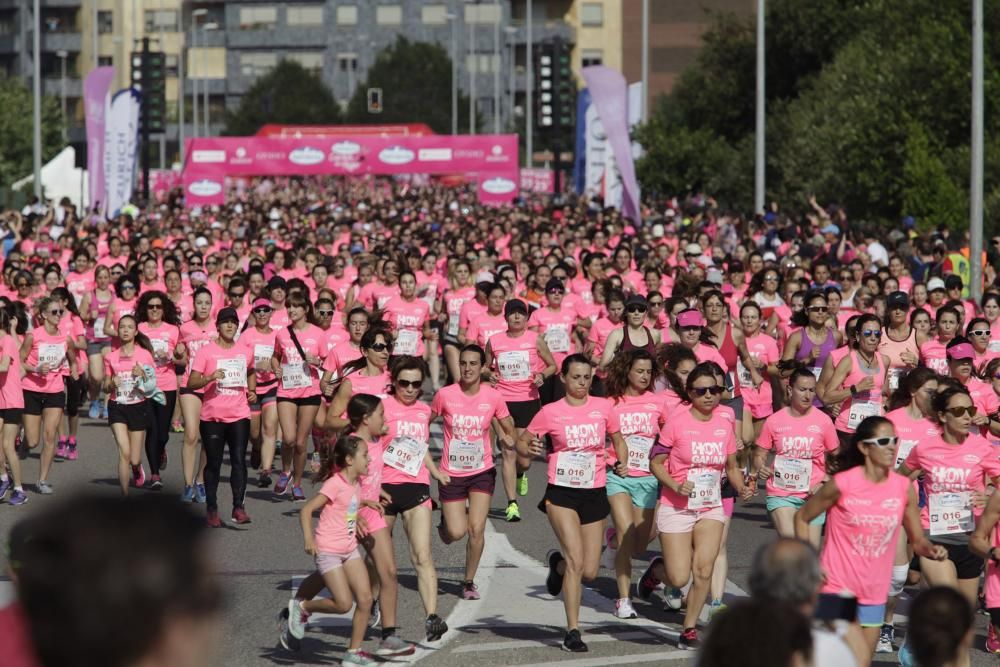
0, 75, 63, 190
344, 36, 477, 133
222, 60, 341, 136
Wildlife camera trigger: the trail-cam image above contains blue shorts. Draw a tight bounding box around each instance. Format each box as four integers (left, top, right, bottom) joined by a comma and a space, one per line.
857, 602, 887, 628
605, 470, 658, 510
766, 494, 826, 526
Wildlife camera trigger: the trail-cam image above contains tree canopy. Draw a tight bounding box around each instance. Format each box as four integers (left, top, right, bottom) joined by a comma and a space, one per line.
0, 75, 63, 190
222, 60, 341, 136
636, 0, 1000, 231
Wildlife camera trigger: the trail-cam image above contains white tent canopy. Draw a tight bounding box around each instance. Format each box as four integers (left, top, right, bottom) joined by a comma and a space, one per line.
12, 147, 88, 211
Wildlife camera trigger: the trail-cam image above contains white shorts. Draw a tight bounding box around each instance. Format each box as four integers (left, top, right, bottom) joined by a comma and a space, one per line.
656, 502, 726, 534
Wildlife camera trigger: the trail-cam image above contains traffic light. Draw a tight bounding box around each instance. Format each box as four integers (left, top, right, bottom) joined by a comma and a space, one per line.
367, 87, 383, 114
533, 38, 574, 136
131, 47, 166, 133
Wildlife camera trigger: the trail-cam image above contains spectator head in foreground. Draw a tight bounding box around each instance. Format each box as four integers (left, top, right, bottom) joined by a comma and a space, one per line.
8, 494, 223, 667
698, 598, 813, 667
749, 536, 823, 612
907, 587, 974, 667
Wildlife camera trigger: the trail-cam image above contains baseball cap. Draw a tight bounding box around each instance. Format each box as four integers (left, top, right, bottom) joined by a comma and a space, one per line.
946, 338, 975, 361
706, 268, 724, 285
927, 277, 946, 292
625, 294, 648, 308
886, 291, 909, 310
820, 224, 841, 236
215, 307, 239, 325
545, 277, 566, 293
685, 243, 703, 256
676, 310, 705, 328
504, 299, 528, 317
252, 297, 271, 310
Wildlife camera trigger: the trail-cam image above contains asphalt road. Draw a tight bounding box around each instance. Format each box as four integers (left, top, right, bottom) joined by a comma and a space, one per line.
0, 412, 997, 666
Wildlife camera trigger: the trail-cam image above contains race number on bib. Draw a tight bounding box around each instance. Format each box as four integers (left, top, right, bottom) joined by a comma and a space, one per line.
395, 329, 419, 355
554, 451, 597, 488
990, 340, 1000, 353
895, 439, 918, 469
281, 362, 311, 390
151, 337, 169, 361
544, 327, 571, 354
625, 435, 654, 473
773, 456, 811, 493
116, 372, 140, 405
217, 358, 247, 389
253, 344, 274, 369
736, 359, 754, 388
686, 468, 722, 509
384, 436, 428, 477
38, 343, 65, 369
498, 350, 531, 382
887, 368, 904, 392
929, 492, 974, 536
847, 400, 881, 430
94, 316, 107, 337
447, 315, 460, 338
447, 439, 487, 473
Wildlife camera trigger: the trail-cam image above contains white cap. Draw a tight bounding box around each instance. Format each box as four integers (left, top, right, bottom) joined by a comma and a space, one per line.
652, 223, 665, 238
927, 277, 946, 292
685, 242, 703, 256
195, 236, 209, 248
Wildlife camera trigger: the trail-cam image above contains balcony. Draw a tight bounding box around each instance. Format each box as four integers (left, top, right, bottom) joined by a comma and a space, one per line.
43, 76, 82, 98
0, 33, 16, 53
41, 31, 81, 53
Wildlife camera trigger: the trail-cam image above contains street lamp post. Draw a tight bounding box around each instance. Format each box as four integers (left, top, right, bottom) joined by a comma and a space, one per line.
32, 0, 41, 198
493, 0, 500, 133
468, 14, 476, 134
202, 22, 218, 136
754, 0, 766, 213
178, 36, 185, 163
504, 25, 517, 127
641, 0, 649, 122
971, 0, 984, 301
447, 13, 457, 135
191, 8, 207, 139
57, 49, 68, 144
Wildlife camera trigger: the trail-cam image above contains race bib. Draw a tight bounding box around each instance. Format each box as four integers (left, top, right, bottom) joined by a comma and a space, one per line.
346, 496, 358, 536
847, 400, 881, 430
544, 327, 571, 354
253, 344, 274, 369
895, 439, 918, 469
38, 342, 65, 370
93, 315, 107, 337
447, 438, 487, 473
929, 492, 974, 536
384, 436, 428, 476
773, 456, 811, 493
989, 340, 1000, 353
554, 451, 597, 488
686, 468, 722, 509
281, 361, 311, 389
625, 435, 654, 473
151, 337, 169, 362
115, 371, 140, 405
736, 359, 754, 388
497, 350, 531, 382
887, 368, 904, 392
217, 357, 247, 389
395, 329, 419, 355
447, 315, 459, 338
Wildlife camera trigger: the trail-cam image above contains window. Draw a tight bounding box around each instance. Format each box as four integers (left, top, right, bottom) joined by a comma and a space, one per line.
337, 53, 358, 71
144, 9, 179, 32
97, 10, 113, 34
239, 6, 277, 30
287, 5, 323, 26
580, 3, 603, 26
466, 53, 499, 74
98, 56, 113, 67
476, 97, 494, 118
287, 52, 324, 75
375, 5, 402, 25
0, 17, 15, 35
581, 49, 602, 67
336, 5, 358, 25
165, 54, 179, 77
240, 52, 277, 77
422, 5, 447, 25
464, 4, 500, 24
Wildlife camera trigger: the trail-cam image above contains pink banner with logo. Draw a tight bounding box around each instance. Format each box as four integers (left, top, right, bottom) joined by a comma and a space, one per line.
182, 134, 519, 207
83, 66, 115, 212
520, 168, 555, 194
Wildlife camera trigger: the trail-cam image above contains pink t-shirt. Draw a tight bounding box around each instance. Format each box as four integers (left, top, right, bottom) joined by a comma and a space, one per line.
104, 345, 156, 405
22, 327, 70, 393
238, 325, 278, 387
489, 330, 544, 401
179, 319, 217, 392
885, 407, 942, 470
739, 333, 780, 413
658, 406, 737, 509
920, 339, 949, 375
315, 472, 360, 555
587, 317, 620, 359
757, 407, 839, 498
358, 282, 399, 311
383, 296, 430, 356
380, 395, 432, 485
139, 322, 180, 392
323, 342, 364, 378
273, 324, 325, 398
431, 383, 510, 477
466, 313, 508, 348
359, 438, 384, 502
0, 334, 24, 409
457, 296, 487, 337
694, 343, 728, 369
443, 287, 476, 339
527, 396, 618, 490
608, 393, 670, 477
529, 306, 578, 367
341, 368, 392, 399
192, 341, 254, 422
820, 466, 912, 604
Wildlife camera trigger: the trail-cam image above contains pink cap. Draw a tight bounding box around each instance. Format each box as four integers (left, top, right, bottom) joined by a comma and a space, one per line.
676, 310, 705, 328
947, 342, 975, 360
252, 297, 271, 310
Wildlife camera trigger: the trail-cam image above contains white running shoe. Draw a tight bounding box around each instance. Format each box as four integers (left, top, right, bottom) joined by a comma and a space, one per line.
287, 599, 308, 640
614, 598, 638, 619
600, 543, 617, 570
663, 587, 684, 611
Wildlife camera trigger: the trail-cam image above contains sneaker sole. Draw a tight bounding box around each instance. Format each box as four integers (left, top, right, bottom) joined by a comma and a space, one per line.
561, 643, 588, 653
376, 645, 415, 657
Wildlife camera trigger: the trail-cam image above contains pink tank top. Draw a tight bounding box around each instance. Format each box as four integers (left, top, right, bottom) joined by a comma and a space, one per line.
834, 350, 886, 433
87, 289, 113, 340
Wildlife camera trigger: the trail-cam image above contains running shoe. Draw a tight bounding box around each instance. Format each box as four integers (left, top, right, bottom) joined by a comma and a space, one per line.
171, 419, 183, 433
546, 550, 566, 597
206, 510, 222, 528
516, 473, 528, 496
232, 507, 252, 524
898, 639, 915, 666
375, 634, 414, 657
341, 650, 377, 666
56, 440, 67, 459
708, 599, 726, 619
258, 471, 272, 488
287, 599, 308, 640
635, 557, 663, 601
160, 449, 168, 470
462, 581, 481, 600
600, 542, 617, 571
425, 613, 448, 641
505, 501, 521, 522
0, 477, 10, 499
181, 485, 195, 503
876, 624, 895, 653
195, 483, 207, 503
7, 489, 27, 506
678, 627, 700, 650
614, 598, 638, 619
369, 601, 381, 629
88, 401, 101, 420
663, 587, 684, 611
277, 608, 300, 651
987, 623, 1000, 654
37, 480, 53, 495
67, 444, 77, 461
149, 474, 163, 490
274, 472, 291, 495
561, 629, 588, 653
292, 485, 306, 502
132, 464, 146, 488
250, 448, 262, 470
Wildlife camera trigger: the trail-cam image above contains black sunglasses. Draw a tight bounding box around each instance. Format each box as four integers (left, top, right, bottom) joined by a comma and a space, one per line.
396, 379, 422, 389
252, 307, 272, 314
316, 310, 334, 317
690, 386, 725, 397
626, 305, 647, 314
228, 292, 245, 298
368, 342, 392, 352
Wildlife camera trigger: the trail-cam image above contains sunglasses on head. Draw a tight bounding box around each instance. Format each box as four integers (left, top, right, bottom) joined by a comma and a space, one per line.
396, 379, 422, 389
690, 386, 725, 397
860, 436, 897, 448
368, 342, 392, 352
945, 405, 977, 418
626, 305, 647, 314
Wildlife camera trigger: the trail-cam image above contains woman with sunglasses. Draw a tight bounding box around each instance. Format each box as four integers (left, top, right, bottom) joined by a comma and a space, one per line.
440, 260, 476, 384
271, 292, 326, 501
783, 291, 842, 385
645, 362, 752, 650
324, 327, 394, 431
177, 287, 216, 503
137, 290, 182, 488
795, 416, 945, 657
0, 308, 27, 505
528, 277, 580, 396
964, 317, 998, 371
918, 305, 961, 376
102, 314, 156, 496
515, 354, 624, 652
102, 274, 139, 339
943, 337, 1000, 439
598, 294, 661, 373
20, 296, 81, 495
242, 297, 280, 486
432, 344, 517, 600
736, 301, 780, 443
49, 288, 88, 462
12, 271, 36, 308
822, 314, 890, 443
80, 265, 114, 419
310, 295, 345, 473
873, 291, 920, 395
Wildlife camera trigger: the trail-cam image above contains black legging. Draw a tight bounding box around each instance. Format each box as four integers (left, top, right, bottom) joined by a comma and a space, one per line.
200, 418, 250, 512
64, 375, 88, 417
144, 390, 177, 476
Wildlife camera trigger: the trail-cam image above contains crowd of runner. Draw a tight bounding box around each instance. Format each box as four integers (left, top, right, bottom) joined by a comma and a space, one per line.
2, 180, 1000, 665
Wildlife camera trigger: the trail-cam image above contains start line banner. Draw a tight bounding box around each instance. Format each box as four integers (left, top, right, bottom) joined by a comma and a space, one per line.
183, 134, 519, 208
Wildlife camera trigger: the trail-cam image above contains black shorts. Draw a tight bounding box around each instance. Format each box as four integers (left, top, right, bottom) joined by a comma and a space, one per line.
0, 408, 23, 425
108, 401, 150, 431
933, 540, 984, 579
537, 483, 610, 525
382, 482, 431, 516
506, 399, 541, 429
179, 387, 202, 398
439, 467, 496, 503
277, 394, 322, 407
250, 384, 278, 412
23, 390, 66, 415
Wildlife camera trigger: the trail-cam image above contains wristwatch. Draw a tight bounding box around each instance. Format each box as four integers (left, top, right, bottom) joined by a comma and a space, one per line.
849, 384, 858, 397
